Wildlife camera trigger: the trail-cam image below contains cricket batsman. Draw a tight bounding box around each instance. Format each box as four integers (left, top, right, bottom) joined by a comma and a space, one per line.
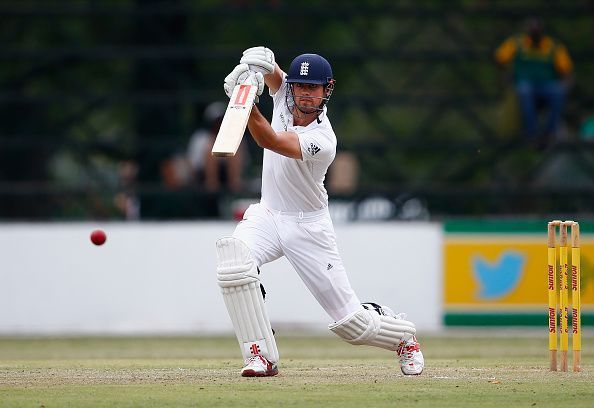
215, 46, 424, 377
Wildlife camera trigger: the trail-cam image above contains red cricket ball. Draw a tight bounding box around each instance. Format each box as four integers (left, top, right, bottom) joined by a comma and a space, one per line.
90, 229, 107, 246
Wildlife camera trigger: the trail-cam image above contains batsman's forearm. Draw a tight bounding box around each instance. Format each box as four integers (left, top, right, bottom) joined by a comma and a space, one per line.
264, 64, 283, 94
247, 105, 279, 150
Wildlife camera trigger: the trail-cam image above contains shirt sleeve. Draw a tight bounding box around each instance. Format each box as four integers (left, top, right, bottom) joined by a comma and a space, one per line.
494, 36, 517, 65
298, 129, 335, 163
554, 44, 573, 76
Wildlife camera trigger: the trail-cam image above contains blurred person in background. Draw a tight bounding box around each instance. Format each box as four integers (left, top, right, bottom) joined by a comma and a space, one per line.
114, 159, 140, 221
187, 101, 245, 192
214, 47, 424, 378
494, 16, 574, 148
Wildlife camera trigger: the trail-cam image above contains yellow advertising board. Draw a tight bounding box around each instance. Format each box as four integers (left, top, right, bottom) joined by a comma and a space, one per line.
443, 221, 594, 326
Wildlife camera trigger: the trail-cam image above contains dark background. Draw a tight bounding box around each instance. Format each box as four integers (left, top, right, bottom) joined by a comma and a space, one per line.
1, 0, 593, 221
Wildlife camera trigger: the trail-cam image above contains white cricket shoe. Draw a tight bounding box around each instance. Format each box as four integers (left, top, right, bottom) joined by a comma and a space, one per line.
241, 355, 279, 377
397, 336, 424, 375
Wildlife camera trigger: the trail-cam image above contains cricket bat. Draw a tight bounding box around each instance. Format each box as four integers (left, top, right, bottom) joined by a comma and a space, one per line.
211, 80, 258, 157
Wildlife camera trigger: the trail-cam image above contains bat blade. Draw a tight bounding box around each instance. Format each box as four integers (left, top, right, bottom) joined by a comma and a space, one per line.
211, 83, 257, 157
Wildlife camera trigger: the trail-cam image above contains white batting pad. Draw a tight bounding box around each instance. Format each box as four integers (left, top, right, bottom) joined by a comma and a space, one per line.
328, 307, 416, 351
216, 237, 279, 363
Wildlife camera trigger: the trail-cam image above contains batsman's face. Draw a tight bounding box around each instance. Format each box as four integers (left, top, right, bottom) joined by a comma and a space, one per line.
293, 83, 325, 111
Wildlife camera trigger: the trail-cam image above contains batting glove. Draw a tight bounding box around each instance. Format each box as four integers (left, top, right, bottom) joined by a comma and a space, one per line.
237, 70, 264, 103
240, 46, 275, 75
224, 63, 250, 98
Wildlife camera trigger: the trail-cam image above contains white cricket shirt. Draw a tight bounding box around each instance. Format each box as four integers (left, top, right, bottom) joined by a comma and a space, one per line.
261, 75, 336, 212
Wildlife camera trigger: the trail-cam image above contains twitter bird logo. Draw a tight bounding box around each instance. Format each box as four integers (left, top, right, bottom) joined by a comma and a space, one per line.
472, 251, 525, 299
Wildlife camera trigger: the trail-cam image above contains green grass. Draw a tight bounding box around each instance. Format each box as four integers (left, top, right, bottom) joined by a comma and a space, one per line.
1, 332, 593, 407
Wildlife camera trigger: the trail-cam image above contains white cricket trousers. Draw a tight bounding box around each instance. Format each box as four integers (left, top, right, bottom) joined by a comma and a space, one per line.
233, 202, 362, 322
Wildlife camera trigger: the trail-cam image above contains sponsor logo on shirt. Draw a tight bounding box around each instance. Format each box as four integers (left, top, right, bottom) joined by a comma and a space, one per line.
307, 143, 321, 156
279, 112, 288, 131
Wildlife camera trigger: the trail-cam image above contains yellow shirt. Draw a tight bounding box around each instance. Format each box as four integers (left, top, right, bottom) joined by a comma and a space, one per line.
494, 34, 573, 76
